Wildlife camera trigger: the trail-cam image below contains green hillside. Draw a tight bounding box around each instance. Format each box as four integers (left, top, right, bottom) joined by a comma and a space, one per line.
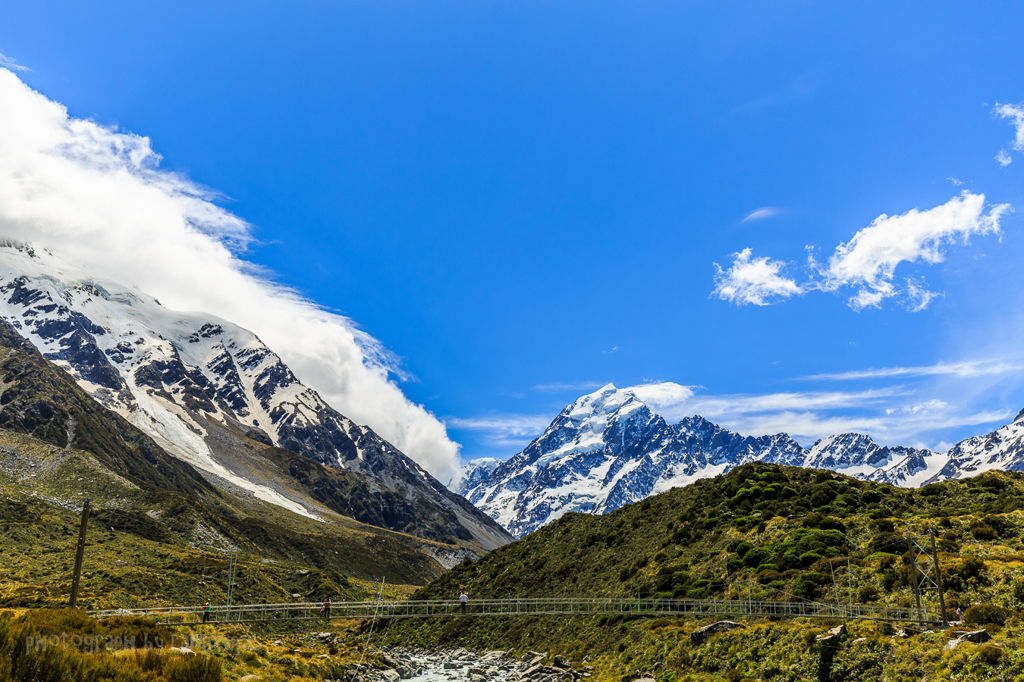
378, 463, 1024, 681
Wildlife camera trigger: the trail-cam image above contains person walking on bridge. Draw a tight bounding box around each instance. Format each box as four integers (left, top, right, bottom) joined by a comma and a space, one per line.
460, 591, 468, 614
202, 601, 211, 624
321, 597, 332, 620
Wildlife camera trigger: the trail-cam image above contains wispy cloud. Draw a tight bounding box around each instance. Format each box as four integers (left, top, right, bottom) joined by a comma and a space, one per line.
803, 358, 1024, 381
445, 414, 553, 449
904, 278, 942, 312
742, 207, 782, 223
0, 69, 462, 481
712, 248, 802, 306
532, 381, 605, 394
994, 102, 1024, 164
681, 388, 905, 418
446, 414, 554, 435
0, 51, 30, 73
617, 380, 1012, 450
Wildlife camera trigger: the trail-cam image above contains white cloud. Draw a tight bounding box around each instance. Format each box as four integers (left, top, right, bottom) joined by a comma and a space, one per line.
715, 193, 1011, 311
948, 177, 963, 186
712, 248, 802, 306
0, 52, 30, 73
742, 207, 781, 222
0, 68, 463, 481
904, 278, 941, 312
615, 380, 1010, 450
445, 414, 554, 435
804, 358, 1024, 381
885, 399, 949, 416
996, 149, 1013, 167
819, 191, 1010, 310
628, 382, 696, 410
445, 414, 553, 449
994, 102, 1024, 152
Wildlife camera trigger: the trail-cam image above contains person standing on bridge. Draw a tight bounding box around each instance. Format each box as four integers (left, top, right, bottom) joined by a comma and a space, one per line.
322, 597, 332, 620
460, 591, 468, 614
202, 601, 211, 624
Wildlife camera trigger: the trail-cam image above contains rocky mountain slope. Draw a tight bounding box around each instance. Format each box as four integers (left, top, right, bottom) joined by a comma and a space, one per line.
455, 384, 1019, 537
0, 319, 476, 595
0, 242, 510, 550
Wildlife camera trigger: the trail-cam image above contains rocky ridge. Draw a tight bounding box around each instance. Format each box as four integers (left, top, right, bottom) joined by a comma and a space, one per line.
0, 242, 509, 549
456, 383, 1024, 537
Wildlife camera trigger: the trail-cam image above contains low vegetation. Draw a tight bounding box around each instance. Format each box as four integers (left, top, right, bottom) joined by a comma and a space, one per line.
0, 608, 388, 682
378, 463, 1024, 680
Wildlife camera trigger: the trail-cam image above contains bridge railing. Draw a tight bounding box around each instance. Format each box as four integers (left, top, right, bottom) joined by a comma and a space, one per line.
87, 597, 939, 625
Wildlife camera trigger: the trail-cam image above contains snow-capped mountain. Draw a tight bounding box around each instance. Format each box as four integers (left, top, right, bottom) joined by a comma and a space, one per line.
460, 383, 965, 538
0, 242, 510, 549
932, 408, 1024, 480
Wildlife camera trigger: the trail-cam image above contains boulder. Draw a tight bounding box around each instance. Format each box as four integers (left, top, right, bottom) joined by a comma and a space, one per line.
521, 664, 544, 678
553, 656, 570, 669
960, 629, 992, 644
443, 662, 461, 670
690, 621, 746, 645
815, 624, 846, 646
381, 671, 401, 682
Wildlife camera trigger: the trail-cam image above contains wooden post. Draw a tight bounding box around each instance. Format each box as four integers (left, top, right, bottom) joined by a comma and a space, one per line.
69, 499, 91, 608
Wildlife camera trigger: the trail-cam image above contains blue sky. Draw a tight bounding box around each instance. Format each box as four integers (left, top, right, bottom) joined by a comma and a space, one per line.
3, 1, 1024, 470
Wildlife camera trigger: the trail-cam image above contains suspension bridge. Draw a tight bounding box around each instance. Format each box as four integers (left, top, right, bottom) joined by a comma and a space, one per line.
87, 596, 942, 627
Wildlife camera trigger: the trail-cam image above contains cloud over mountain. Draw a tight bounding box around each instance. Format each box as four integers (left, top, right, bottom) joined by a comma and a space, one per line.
0, 68, 461, 481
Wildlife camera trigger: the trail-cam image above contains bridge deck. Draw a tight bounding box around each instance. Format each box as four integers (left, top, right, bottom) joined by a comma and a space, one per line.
88, 597, 940, 626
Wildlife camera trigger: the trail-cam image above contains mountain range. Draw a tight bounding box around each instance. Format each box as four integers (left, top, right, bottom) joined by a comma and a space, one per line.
454, 383, 1024, 537
0, 241, 510, 552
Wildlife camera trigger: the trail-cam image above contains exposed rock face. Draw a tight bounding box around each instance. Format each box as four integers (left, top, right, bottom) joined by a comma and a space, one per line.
0, 243, 510, 549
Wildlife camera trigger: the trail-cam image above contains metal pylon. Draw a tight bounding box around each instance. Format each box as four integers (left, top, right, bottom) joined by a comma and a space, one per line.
906, 531, 947, 627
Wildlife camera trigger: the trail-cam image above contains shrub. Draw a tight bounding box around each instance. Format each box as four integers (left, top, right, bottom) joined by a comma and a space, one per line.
964, 604, 1011, 626
971, 522, 997, 541
975, 644, 1003, 665
857, 585, 879, 603
792, 572, 821, 600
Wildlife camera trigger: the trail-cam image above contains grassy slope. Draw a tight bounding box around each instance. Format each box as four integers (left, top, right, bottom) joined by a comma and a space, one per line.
378, 463, 1024, 681
0, 426, 459, 607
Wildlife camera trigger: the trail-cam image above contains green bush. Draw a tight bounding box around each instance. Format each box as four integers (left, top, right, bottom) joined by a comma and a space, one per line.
964, 603, 1011, 626
857, 585, 879, 603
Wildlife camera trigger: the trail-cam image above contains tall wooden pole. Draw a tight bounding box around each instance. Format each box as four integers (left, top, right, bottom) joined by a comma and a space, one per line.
69, 499, 91, 608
